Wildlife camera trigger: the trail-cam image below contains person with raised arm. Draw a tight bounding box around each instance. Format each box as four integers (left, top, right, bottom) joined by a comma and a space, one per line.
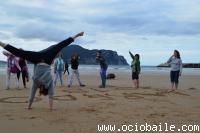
129, 51, 141, 89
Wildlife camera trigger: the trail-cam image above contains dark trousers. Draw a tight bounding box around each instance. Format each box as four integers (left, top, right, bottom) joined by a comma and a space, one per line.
17, 71, 27, 87
4, 38, 74, 65
170, 70, 180, 84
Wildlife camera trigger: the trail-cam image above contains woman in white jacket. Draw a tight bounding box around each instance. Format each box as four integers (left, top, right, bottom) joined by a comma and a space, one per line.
167, 50, 182, 91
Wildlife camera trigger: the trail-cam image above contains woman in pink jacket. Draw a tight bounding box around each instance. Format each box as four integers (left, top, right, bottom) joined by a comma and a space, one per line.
3, 51, 21, 90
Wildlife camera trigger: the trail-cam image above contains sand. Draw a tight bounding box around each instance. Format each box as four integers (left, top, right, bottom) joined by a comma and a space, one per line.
0, 72, 200, 133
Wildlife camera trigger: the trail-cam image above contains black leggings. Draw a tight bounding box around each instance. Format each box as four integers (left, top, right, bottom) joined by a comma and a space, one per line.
64, 68, 69, 75
17, 71, 27, 87
4, 37, 74, 65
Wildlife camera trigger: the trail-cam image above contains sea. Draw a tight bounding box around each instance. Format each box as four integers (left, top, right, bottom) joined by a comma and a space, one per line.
0, 63, 199, 76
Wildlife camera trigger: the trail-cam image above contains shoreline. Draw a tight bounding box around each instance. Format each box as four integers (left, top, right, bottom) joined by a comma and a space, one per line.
0, 65, 200, 76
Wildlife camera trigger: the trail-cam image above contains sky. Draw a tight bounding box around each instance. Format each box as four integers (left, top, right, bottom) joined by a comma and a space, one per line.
0, 0, 200, 65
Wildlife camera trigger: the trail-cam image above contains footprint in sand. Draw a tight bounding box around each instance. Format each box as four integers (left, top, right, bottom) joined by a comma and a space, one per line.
175, 91, 190, 96
89, 88, 109, 92
5, 114, 11, 117
155, 89, 190, 96
62, 89, 88, 93
188, 87, 197, 90
148, 113, 168, 118
0, 96, 41, 103
122, 90, 166, 99
79, 107, 97, 112
122, 93, 144, 100
111, 86, 134, 90
29, 116, 38, 119
129, 92, 166, 97
5, 114, 15, 120
151, 89, 171, 96
53, 94, 77, 101
141, 86, 152, 89
83, 93, 113, 100
22, 116, 39, 120
111, 86, 152, 90
170, 91, 190, 96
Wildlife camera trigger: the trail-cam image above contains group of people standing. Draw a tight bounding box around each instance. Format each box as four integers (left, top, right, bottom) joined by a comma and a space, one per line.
53, 50, 108, 88
3, 51, 29, 90
0, 32, 183, 110
53, 53, 85, 88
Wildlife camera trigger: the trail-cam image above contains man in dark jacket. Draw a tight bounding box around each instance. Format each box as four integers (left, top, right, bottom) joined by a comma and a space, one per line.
96, 51, 108, 88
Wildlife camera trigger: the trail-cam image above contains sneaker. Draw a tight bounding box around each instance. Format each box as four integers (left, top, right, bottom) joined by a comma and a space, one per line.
80, 84, 85, 87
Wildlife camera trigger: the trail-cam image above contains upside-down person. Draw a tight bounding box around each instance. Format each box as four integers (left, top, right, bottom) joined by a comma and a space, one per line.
0, 32, 84, 111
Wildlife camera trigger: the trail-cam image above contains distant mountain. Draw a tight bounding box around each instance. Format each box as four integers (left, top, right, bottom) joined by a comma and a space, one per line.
61, 45, 128, 65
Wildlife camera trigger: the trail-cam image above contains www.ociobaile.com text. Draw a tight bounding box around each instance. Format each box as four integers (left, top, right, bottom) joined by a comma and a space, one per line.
97, 123, 200, 132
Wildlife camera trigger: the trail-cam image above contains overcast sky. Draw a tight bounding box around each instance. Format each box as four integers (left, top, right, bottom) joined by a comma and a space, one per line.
0, 0, 200, 65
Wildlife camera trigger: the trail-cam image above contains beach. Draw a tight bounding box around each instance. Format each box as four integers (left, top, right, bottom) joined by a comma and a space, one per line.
0, 67, 200, 133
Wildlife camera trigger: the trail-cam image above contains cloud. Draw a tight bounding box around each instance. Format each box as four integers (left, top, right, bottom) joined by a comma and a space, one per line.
0, 0, 200, 65
14, 20, 72, 42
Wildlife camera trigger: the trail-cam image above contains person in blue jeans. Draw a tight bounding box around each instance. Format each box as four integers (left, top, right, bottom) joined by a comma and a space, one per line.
167, 50, 182, 92
96, 51, 108, 88
54, 53, 65, 86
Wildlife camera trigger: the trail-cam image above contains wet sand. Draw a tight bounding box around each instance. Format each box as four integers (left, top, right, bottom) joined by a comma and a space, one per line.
0, 72, 200, 133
